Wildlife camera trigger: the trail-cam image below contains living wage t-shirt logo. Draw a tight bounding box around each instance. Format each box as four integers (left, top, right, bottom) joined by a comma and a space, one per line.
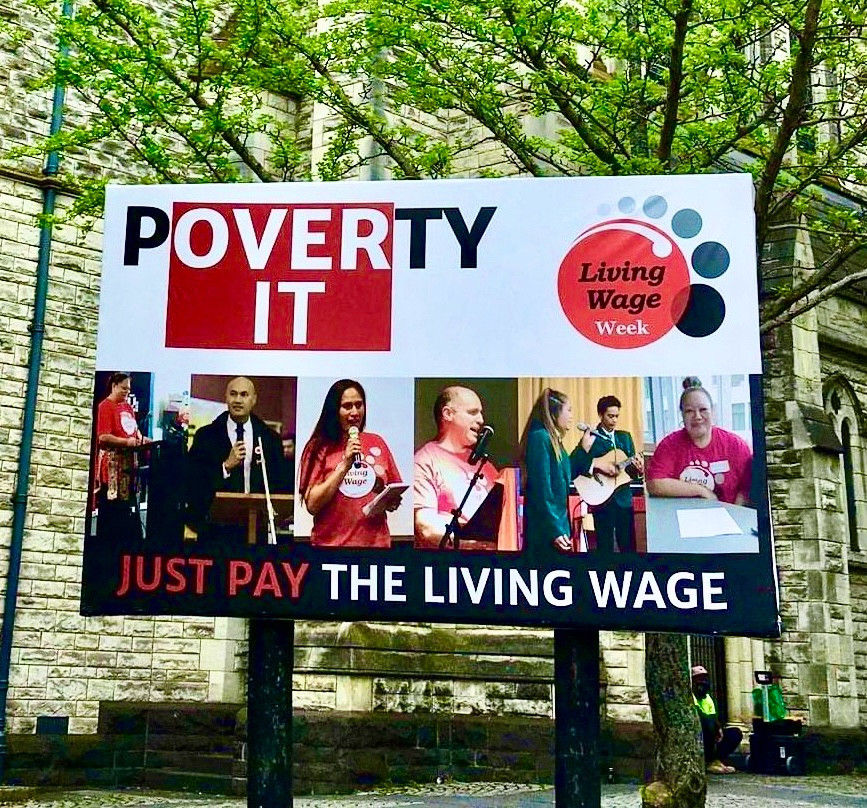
557, 193, 732, 349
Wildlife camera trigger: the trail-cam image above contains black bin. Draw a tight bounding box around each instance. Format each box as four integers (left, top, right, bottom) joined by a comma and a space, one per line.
747, 719, 805, 775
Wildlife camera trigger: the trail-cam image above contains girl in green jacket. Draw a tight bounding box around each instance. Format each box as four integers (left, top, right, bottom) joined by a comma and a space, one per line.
521, 388, 594, 560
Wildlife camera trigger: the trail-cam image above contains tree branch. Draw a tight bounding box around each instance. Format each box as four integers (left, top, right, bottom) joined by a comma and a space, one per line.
761, 264, 867, 333
753, 0, 822, 250
769, 115, 867, 221
762, 239, 867, 322
93, 0, 276, 181
656, 0, 693, 166
704, 97, 783, 165
500, 4, 623, 172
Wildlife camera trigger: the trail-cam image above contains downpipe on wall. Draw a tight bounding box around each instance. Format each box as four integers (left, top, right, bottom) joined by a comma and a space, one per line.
0, 0, 72, 781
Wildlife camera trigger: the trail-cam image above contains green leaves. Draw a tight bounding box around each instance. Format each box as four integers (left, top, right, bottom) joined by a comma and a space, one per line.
12, 0, 867, 326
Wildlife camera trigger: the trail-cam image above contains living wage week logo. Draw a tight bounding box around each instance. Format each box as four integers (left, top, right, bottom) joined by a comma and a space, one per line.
557, 194, 733, 349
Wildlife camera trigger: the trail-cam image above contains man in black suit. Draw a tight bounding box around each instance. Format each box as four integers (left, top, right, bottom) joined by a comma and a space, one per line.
185, 377, 291, 538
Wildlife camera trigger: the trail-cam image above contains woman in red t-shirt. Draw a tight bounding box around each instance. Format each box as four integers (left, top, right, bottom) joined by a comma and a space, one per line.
298, 379, 403, 548
646, 377, 753, 505
94, 372, 150, 539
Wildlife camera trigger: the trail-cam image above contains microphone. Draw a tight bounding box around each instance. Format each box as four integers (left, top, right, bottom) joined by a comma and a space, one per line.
468, 424, 494, 465
348, 425, 363, 465
577, 422, 605, 440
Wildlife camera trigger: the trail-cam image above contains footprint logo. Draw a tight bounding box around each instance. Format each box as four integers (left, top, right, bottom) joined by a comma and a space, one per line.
558, 194, 731, 348
679, 459, 715, 491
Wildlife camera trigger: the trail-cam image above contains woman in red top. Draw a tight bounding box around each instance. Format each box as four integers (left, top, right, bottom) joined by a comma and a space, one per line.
298, 379, 403, 548
94, 372, 150, 539
646, 377, 753, 505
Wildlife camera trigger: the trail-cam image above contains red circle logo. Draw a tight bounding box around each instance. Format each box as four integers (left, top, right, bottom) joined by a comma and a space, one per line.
558, 219, 691, 348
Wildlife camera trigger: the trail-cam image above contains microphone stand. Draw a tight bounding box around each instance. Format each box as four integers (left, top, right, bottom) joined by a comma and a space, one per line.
256, 437, 278, 545
439, 451, 490, 550
129, 437, 156, 539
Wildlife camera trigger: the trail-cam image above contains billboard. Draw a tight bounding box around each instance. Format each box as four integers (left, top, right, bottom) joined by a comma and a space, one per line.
81, 175, 779, 635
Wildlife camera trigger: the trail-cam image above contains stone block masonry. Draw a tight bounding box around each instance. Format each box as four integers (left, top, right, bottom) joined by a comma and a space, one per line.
3, 1, 867, 765
0, 173, 247, 732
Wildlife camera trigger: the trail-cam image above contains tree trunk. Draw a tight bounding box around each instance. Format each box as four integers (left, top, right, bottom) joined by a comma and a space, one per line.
642, 634, 706, 808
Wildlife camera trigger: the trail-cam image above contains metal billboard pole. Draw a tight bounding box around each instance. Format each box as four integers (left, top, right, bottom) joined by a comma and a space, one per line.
554, 628, 602, 808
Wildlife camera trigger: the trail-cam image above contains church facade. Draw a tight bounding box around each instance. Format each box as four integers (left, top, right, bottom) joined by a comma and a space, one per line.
0, 3, 864, 785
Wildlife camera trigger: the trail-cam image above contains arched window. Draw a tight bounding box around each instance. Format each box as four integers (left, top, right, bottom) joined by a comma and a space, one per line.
825, 380, 865, 553
841, 419, 859, 552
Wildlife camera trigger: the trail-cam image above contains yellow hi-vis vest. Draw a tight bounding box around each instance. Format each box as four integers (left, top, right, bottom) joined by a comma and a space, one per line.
693, 693, 717, 716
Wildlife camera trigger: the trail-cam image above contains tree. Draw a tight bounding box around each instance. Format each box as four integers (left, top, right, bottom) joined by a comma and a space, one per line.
11, 0, 867, 322
642, 634, 705, 808
7, 0, 867, 804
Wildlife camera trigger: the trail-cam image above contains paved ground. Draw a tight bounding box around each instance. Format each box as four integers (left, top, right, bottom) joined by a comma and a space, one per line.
1, 775, 866, 807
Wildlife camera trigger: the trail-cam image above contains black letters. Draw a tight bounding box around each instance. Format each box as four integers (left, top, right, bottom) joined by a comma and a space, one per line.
123, 206, 170, 265
395, 207, 442, 268
395, 206, 497, 268
444, 206, 496, 268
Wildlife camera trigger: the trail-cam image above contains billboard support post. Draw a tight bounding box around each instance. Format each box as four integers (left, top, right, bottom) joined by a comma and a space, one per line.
554, 628, 601, 808
247, 618, 294, 807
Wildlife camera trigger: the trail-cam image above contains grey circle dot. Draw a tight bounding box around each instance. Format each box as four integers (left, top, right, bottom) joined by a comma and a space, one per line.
643, 195, 667, 218
672, 209, 703, 238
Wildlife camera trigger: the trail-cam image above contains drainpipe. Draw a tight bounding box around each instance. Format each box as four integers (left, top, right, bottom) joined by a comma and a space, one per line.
366, 51, 387, 181
0, 0, 73, 781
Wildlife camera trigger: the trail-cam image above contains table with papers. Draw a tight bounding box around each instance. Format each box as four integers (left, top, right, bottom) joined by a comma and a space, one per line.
645, 496, 759, 554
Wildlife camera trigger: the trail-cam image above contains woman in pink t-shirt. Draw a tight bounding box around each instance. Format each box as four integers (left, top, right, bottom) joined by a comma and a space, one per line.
646, 377, 753, 505
298, 379, 403, 548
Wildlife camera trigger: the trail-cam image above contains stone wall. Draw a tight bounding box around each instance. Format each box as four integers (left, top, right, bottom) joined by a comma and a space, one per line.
818, 295, 867, 556
758, 230, 863, 729
817, 293, 867, 729
0, 173, 249, 731
851, 569, 867, 728
1, 9, 63, 176
4, 0, 867, 752
290, 623, 649, 729
0, 176, 96, 734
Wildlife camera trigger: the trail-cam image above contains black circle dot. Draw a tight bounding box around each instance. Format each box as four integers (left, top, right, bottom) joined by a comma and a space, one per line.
673, 284, 725, 337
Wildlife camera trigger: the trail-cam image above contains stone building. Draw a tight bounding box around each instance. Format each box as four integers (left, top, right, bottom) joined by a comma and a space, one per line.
0, 1, 865, 790
760, 215, 867, 732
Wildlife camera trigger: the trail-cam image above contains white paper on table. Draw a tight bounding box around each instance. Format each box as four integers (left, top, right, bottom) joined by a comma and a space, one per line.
676, 507, 743, 539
